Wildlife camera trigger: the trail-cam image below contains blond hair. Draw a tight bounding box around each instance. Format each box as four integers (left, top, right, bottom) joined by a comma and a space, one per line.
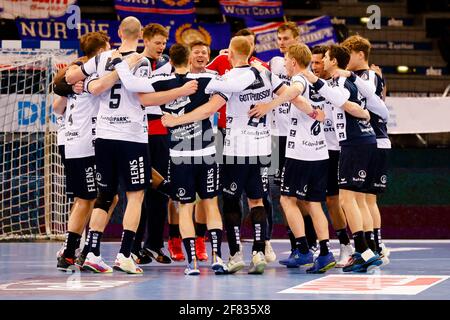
277, 22, 300, 38
341, 35, 371, 61
286, 43, 312, 68
229, 36, 251, 59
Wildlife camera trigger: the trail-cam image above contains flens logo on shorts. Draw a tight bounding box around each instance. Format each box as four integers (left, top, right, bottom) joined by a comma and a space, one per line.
380, 175, 387, 184
358, 170, 367, 178
177, 188, 186, 197
303, 185, 308, 193
96, 172, 102, 181
230, 182, 238, 192
175, 23, 211, 46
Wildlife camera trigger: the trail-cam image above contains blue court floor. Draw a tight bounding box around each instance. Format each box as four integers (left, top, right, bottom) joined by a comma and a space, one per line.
1, 240, 450, 300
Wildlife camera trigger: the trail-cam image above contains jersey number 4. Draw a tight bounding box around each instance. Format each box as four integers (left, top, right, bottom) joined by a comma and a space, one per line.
109, 83, 121, 109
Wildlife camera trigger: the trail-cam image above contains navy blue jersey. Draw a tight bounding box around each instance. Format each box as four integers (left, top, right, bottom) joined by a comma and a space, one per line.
354, 69, 388, 140
150, 73, 228, 157
316, 77, 376, 146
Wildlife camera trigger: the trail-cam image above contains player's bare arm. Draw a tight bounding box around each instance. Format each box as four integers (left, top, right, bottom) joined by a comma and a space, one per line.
161, 94, 226, 128
52, 96, 68, 115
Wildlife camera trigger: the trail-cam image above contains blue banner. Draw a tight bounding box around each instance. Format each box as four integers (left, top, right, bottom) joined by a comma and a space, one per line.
16, 18, 231, 51
219, 0, 283, 19
114, 0, 195, 21
249, 16, 337, 62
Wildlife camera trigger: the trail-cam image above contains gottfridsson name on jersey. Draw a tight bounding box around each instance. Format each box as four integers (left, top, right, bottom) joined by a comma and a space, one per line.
285, 75, 329, 161
221, 67, 284, 157
82, 50, 151, 143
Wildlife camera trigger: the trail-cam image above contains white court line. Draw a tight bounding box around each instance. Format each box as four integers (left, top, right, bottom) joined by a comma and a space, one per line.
249, 239, 450, 244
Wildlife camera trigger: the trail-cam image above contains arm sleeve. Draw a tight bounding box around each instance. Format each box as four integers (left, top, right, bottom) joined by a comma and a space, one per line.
84, 73, 99, 94
367, 95, 389, 121
313, 79, 349, 108
350, 72, 376, 98
205, 71, 255, 94
80, 55, 98, 76
115, 61, 156, 93
271, 72, 284, 92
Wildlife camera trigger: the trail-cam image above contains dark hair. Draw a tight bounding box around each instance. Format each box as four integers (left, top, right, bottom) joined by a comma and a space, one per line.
311, 45, 328, 56
169, 43, 190, 67
327, 45, 350, 69
235, 28, 255, 37
143, 23, 169, 40
80, 31, 110, 58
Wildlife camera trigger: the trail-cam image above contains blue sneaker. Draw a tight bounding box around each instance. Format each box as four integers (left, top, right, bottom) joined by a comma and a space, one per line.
343, 252, 382, 273
278, 249, 313, 268
306, 253, 336, 274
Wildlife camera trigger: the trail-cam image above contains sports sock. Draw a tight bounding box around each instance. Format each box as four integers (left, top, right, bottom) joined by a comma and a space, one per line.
208, 229, 223, 258
336, 228, 351, 246
353, 231, 368, 254
319, 239, 330, 256
63, 232, 81, 258
182, 237, 196, 264
119, 229, 136, 258
295, 236, 310, 254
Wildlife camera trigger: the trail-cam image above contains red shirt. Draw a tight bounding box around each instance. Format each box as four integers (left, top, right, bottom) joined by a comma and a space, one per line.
206, 54, 270, 129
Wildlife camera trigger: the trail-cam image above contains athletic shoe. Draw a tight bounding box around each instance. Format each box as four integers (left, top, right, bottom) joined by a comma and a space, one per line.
57, 256, 77, 272
378, 243, 390, 266
114, 253, 143, 274
342, 251, 383, 273
248, 251, 267, 274
82, 252, 113, 273
310, 243, 319, 258
227, 251, 245, 274
56, 247, 81, 259
168, 237, 185, 262
75, 253, 87, 270
131, 249, 152, 265
306, 253, 337, 274
143, 247, 172, 264
264, 240, 276, 263
211, 253, 228, 275
184, 259, 200, 275
278, 248, 313, 268
279, 249, 295, 266
195, 236, 209, 261
335, 243, 354, 268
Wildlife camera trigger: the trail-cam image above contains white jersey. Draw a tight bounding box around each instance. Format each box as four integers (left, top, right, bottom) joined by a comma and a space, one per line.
221, 66, 283, 157
145, 54, 173, 116
285, 75, 329, 161
269, 56, 291, 137
81, 50, 151, 143
64, 75, 99, 159
56, 113, 66, 147
323, 99, 340, 151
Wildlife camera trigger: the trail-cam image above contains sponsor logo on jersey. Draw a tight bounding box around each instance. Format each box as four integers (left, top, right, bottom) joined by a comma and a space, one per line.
310, 120, 321, 136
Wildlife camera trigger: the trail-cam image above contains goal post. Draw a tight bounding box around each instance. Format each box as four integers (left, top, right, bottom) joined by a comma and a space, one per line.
0, 47, 78, 240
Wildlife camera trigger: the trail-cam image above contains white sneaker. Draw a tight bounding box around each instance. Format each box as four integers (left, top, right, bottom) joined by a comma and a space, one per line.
248, 251, 267, 274
83, 252, 113, 273
184, 258, 200, 276
114, 253, 143, 274
211, 253, 228, 274
227, 251, 245, 274
379, 243, 390, 266
264, 240, 277, 263
335, 243, 354, 268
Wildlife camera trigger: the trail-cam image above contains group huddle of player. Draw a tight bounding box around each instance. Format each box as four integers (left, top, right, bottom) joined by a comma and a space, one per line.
54, 16, 391, 276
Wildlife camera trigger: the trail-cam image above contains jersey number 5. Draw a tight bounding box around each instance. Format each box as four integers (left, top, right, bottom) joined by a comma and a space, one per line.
109, 83, 121, 109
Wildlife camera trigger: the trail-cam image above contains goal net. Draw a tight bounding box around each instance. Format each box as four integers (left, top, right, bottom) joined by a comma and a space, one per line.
0, 48, 78, 240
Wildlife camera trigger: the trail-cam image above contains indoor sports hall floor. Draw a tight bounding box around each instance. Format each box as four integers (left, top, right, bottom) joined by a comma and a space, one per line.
1, 240, 449, 300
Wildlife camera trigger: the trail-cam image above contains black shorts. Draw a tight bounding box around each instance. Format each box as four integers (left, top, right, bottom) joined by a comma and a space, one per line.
168, 156, 219, 204
95, 138, 150, 194
222, 157, 266, 200
366, 148, 389, 194
148, 134, 170, 177
326, 150, 340, 197
272, 135, 287, 186
280, 158, 328, 202
65, 156, 97, 200
338, 143, 377, 193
